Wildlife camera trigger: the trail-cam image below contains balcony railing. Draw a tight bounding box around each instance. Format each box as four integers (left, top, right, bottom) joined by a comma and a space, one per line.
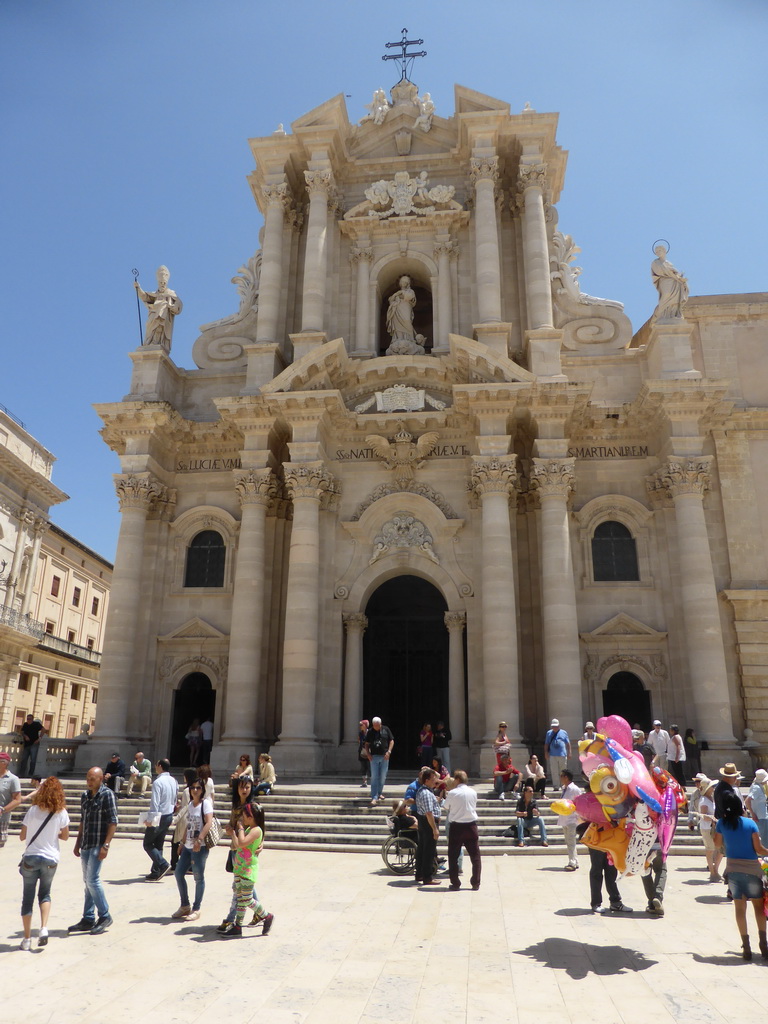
37, 633, 102, 665
0, 604, 45, 640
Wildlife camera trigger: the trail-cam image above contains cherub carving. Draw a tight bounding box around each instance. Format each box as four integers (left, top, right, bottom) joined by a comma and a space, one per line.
365, 423, 440, 489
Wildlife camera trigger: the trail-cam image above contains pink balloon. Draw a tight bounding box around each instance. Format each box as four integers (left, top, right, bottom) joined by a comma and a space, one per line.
657, 784, 679, 858
597, 715, 633, 751
581, 753, 610, 776
573, 792, 610, 824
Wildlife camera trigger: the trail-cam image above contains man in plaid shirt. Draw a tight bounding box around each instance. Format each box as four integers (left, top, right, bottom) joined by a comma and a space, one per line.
414, 767, 442, 886
68, 767, 118, 935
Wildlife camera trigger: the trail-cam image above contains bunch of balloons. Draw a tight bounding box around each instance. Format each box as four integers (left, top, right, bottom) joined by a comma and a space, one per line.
551, 714, 684, 876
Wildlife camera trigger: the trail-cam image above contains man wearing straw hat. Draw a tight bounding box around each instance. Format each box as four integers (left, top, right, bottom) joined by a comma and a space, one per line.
714, 762, 743, 819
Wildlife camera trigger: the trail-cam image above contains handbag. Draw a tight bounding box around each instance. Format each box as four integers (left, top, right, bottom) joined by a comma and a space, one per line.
19, 811, 54, 869
204, 815, 222, 849
225, 848, 235, 873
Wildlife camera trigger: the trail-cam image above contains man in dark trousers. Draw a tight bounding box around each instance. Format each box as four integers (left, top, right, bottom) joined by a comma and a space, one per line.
19, 715, 47, 778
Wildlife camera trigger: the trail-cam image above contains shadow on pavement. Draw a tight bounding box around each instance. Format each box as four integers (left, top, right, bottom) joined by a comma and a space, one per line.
514, 937, 657, 979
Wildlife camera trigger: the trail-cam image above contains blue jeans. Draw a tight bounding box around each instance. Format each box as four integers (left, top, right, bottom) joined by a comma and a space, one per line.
18, 744, 39, 778
517, 816, 547, 843
757, 818, 768, 850
20, 855, 57, 917
80, 846, 109, 921
174, 845, 209, 911
370, 755, 389, 800
144, 813, 173, 875
254, 782, 272, 796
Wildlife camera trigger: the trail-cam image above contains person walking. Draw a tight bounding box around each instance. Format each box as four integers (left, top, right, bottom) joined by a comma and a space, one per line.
646, 721, 670, 769
667, 725, 687, 787
414, 767, 442, 886
68, 767, 117, 935
746, 768, 768, 849
714, 790, 768, 960
18, 776, 69, 950
142, 758, 178, 881
358, 719, 370, 787
697, 778, 723, 882
544, 719, 571, 790
0, 750, 22, 847
559, 769, 582, 871
364, 717, 394, 807
172, 778, 213, 922
443, 770, 481, 891
220, 801, 274, 938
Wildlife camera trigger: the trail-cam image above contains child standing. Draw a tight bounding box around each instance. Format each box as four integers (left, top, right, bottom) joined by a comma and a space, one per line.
220, 801, 274, 938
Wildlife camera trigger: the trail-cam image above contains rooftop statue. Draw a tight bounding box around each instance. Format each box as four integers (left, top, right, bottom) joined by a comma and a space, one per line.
134, 266, 182, 352
414, 91, 434, 131
550, 231, 624, 309
651, 243, 689, 320
360, 88, 390, 125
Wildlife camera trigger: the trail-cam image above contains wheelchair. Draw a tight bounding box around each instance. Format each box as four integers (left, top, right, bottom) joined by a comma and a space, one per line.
381, 815, 419, 875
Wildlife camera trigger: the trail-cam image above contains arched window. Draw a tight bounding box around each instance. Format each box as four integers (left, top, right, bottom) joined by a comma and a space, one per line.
184, 530, 225, 588
591, 521, 639, 582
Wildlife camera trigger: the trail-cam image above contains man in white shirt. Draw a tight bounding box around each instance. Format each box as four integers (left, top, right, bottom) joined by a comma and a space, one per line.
560, 769, 582, 871
142, 758, 178, 880
646, 721, 670, 769
442, 770, 482, 891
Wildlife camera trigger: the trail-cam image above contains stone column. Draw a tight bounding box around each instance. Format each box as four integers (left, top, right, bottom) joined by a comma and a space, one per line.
648, 457, 737, 746
350, 245, 373, 355
342, 612, 367, 746
276, 463, 335, 770
469, 157, 502, 324
470, 456, 521, 744
2, 507, 31, 607
531, 459, 583, 732
301, 169, 333, 333
221, 469, 276, 752
20, 517, 48, 616
516, 164, 554, 330
444, 610, 466, 744
433, 240, 456, 348
255, 181, 290, 344
86, 474, 164, 750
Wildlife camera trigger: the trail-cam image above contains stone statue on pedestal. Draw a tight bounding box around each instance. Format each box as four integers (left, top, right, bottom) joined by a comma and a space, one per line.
361, 88, 390, 125
651, 244, 689, 320
134, 265, 183, 351
385, 275, 425, 355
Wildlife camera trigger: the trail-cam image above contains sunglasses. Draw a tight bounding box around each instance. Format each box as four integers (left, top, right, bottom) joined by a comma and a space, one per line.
190, 785, 203, 790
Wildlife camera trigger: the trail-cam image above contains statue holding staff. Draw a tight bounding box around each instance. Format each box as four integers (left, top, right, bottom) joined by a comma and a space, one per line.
134, 265, 183, 351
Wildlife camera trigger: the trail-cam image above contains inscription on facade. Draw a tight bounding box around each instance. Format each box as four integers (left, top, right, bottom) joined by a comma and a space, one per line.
567, 445, 649, 459
176, 457, 242, 472
335, 443, 470, 461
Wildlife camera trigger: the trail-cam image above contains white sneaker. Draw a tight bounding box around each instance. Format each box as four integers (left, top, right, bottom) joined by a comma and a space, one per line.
499, 792, 506, 802
20, 938, 31, 951
185, 910, 200, 922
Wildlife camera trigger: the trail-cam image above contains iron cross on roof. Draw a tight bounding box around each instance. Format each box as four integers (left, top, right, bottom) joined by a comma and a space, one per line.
382, 28, 426, 82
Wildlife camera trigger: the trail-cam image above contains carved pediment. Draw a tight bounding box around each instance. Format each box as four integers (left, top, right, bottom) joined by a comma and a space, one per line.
582, 613, 666, 640
159, 617, 229, 641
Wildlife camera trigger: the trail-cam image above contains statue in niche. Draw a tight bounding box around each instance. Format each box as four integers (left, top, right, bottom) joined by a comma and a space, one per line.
651, 243, 689, 320
134, 265, 183, 351
385, 275, 425, 355
414, 92, 434, 131
361, 88, 390, 125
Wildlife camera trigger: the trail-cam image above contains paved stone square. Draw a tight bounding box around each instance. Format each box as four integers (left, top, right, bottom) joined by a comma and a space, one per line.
2, 838, 766, 1023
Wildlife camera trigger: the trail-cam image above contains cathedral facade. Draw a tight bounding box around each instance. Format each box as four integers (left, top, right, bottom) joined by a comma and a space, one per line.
85, 79, 768, 776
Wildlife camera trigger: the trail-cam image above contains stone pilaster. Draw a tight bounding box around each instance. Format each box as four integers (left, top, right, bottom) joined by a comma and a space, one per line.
470, 455, 522, 748
470, 157, 503, 325
342, 612, 367, 750
275, 463, 337, 771
516, 164, 554, 330
444, 610, 467, 745
530, 458, 583, 734
300, 169, 334, 335
647, 457, 737, 747
219, 469, 276, 759
350, 245, 374, 355
78, 473, 165, 767
255, 181, 291, 344
3, 506, 34, 608
19, 516, 48, 616
433, 240, 457, 349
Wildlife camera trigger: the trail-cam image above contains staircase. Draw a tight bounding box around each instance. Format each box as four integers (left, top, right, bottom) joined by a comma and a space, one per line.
6, 772, 706, 858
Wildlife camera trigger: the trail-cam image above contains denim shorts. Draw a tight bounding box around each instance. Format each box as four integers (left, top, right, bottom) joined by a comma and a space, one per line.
728, 870, 764, 901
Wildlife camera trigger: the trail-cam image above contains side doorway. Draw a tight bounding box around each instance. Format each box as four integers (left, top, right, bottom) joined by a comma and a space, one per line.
170, 672, 215, 767
602, 671, 652, 731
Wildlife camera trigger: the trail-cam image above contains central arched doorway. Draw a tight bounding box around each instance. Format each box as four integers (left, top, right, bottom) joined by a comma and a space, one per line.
363, 575, 448, 769
170, 672, 216, 766
602, 671, 652, 731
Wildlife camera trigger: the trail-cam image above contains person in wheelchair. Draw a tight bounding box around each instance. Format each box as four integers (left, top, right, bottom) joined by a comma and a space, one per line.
390, 799, 417, 834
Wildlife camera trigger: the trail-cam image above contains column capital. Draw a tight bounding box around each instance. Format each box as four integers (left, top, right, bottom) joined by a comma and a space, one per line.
516, 162, 548, 194
343, 612, 368, 634
284, 463, 337, 502
469, 156, 499, 186
114, 473, 167, 512
234, 468, 277, 508
349, 246, 373, 265
304, 168, 335, 198
32, 516, 50, 538
262, 181, 292, 210
648, 456, 712, 500
444, 610, 466, 632
470, 455, 518, 496
433, 240, 458, 260
530, 458, 575, 500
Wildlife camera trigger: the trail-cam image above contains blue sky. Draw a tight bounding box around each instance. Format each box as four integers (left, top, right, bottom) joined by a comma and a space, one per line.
2, 0, 766, 562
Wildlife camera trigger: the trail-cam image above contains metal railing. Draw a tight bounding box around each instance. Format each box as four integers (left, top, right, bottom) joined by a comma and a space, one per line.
37, 633, 102, 665
0, 604, 45, 640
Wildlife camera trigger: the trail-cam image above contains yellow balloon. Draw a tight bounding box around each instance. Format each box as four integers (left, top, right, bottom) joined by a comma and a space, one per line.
550, 799, 576, 816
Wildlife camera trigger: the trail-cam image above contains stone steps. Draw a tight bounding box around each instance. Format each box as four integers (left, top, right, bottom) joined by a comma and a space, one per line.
5, 776, 706, 856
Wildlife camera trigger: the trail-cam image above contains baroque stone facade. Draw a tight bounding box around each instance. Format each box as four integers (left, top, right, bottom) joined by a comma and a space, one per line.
88, 81, 768, 775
